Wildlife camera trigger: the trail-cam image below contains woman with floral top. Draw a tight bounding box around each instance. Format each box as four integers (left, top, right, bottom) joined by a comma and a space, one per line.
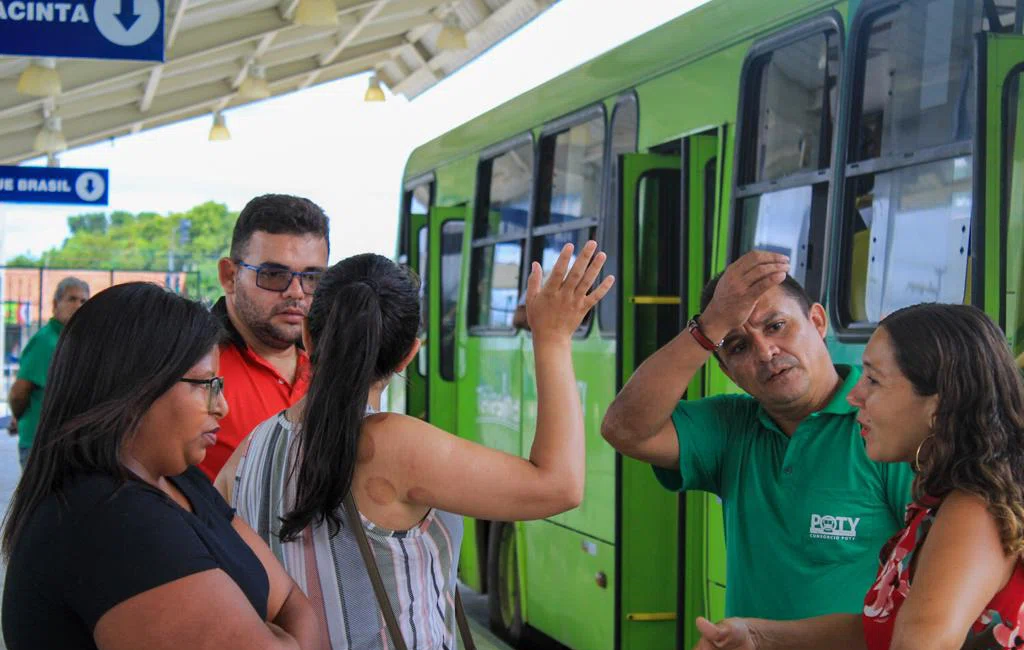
694, 303, 1024, 650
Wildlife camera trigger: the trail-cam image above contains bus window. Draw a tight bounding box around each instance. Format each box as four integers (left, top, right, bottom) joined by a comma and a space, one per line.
400, 181, 432, 265
839, 0, 1013, 325
469, 139, 533, 331
440, 221, 464, 380
600, 95, 638, 337
734, 19, 841, 293
471, 241, 523, 328
417, 224, 428, 376
533, 114, 605, 286
475, 145, 532, 238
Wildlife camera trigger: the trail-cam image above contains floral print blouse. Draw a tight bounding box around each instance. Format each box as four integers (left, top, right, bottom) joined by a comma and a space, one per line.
862, 497, 1024, 650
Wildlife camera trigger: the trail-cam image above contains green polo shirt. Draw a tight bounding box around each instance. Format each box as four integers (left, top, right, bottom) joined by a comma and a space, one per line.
15, 318, 63, 450
654, 365, 914, 620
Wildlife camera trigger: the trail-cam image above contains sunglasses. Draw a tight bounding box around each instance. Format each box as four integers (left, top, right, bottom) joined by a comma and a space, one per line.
235, 260, 323, 295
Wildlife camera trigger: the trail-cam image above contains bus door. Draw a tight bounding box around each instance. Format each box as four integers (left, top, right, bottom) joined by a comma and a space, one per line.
426, 206, 466, 437
616, 151, 682, 650
980, 32, 1024, 352
679, 128, 726, 648
405, 200, 430, 421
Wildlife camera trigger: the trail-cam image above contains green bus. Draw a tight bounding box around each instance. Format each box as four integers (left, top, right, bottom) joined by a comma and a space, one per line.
388, 0, 1024, 647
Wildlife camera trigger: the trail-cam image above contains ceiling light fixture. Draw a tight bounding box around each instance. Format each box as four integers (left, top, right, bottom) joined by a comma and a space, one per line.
293, 0, 338, 26
436, 14, 467, 51
18, 58, 61, 97
208, 112, 231, 141
33, 116, 67, 153
364, 75, 385, 102
239, 65, 271, 100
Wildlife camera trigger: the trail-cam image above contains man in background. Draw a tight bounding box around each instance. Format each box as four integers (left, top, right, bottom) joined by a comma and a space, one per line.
8, 277, 90, 468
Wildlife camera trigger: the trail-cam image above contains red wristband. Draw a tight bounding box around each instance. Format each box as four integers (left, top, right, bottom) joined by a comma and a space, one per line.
687, 316, 722, 352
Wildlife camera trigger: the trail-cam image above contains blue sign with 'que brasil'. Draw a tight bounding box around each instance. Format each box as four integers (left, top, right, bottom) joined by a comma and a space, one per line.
0, 0, 164, 62
0, 166, 109, 206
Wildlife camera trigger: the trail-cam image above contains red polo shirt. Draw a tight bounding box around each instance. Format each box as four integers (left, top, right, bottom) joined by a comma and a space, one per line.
198, 301, 311, 481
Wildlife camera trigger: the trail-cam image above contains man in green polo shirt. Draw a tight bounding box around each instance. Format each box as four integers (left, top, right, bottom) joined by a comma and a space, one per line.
8, 277, 90, 468
601, 251, 914, 621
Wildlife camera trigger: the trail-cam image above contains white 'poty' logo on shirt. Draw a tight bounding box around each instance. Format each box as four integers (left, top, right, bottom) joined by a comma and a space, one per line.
809, 514, 861, 540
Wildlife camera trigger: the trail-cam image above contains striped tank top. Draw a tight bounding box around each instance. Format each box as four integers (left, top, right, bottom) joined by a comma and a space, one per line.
232, 410, 464, 650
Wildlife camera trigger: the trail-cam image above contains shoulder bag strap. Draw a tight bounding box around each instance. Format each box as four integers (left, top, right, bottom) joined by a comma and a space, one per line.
454, 588, 477, 650
343, 494, 477, 650
343, 494, 409, 650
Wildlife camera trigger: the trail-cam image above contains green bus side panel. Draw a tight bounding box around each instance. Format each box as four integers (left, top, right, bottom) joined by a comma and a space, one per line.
459, 336, 523, 457
522, 519, 615, 650
455, 334, 522, 594
636, 46, 746, 150
519, 333, 617, 543
619, 457, 678, 650
434, 158, 478, 208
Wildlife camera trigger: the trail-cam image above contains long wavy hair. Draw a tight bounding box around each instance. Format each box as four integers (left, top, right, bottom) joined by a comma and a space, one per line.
881, 303, 1024, 554
2, 283, 222, 558
279, 253, 420, 542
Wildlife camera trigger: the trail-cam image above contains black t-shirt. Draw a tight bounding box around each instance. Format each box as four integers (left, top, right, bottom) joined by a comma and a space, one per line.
2, 466, 269, 649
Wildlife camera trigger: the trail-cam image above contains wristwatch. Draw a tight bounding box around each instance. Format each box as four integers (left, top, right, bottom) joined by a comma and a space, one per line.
687, 315, 724, 352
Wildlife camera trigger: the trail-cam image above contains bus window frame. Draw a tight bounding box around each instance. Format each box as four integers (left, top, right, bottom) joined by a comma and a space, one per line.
728, 10, 845, 303
530, 103, 608, 339
399, 172, 435, 264
468, 132, 536, 336
599, 92, 640, 340
830, 0, 988, 340
438, 219, 465, 382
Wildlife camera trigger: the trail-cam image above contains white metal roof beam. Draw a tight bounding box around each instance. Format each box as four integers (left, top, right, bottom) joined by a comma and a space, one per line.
320, 0, 392, 66
140, 66, 164, 112
231, 32, 278, 89
167, 0, 193, 51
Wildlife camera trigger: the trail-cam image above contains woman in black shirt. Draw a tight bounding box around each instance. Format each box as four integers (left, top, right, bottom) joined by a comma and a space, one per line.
1, 282, 319, 650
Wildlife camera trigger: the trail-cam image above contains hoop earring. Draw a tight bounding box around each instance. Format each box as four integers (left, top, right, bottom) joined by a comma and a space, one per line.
914, 434, 935, 473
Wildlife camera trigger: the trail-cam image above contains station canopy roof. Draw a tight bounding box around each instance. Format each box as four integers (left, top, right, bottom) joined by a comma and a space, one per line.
0, 0, 554, 165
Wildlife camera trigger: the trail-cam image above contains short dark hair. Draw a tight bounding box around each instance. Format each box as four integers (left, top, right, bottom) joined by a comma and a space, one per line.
230, 194, 330, 260
699, 273, 813, 316
2, 283, 222, 557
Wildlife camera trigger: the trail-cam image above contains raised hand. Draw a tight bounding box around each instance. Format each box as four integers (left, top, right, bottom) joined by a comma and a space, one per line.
525, 240, 614, 342
701, 250, 790, 334
693, 616, 758, 650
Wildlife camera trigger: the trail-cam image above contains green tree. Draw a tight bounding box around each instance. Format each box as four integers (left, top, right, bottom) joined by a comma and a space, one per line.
8, 202, 238, 302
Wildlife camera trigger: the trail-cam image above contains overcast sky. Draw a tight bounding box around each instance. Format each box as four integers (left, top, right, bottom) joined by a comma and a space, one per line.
1, 0, 703, 264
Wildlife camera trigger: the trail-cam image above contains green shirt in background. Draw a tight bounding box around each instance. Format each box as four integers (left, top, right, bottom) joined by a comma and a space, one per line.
16, 318, 63, 450
653, 365, 915, 621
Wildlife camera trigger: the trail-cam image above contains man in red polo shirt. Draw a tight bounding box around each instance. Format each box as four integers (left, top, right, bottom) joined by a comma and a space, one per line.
198, 193, 329, 481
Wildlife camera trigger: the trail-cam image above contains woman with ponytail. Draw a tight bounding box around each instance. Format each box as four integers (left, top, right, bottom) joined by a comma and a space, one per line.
219, 241, 613, 650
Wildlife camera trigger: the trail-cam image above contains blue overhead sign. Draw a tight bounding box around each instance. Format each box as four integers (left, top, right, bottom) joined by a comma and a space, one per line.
0, 166, 109, 206
0, 0, 164, 62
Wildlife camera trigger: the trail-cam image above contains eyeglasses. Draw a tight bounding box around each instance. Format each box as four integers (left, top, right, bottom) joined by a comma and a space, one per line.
180, 376, 225, 412
235, 261, 323, 295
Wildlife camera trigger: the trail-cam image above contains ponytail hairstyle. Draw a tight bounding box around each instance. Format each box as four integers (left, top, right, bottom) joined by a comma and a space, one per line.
279, 253, 420, 541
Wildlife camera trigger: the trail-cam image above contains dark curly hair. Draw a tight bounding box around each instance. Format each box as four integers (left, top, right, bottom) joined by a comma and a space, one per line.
880, 303, 1024, 554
